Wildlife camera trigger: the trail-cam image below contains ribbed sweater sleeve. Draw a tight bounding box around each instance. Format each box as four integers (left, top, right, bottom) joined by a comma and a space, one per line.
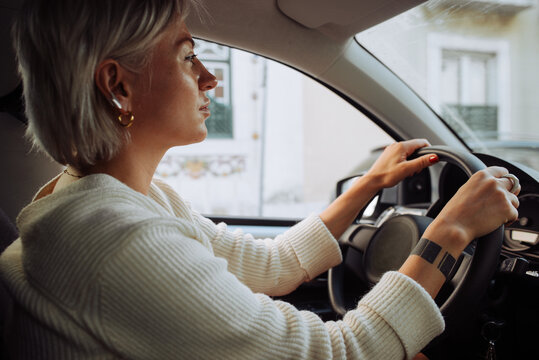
150, 179, 343, 296
197, 214, 342, 296
97, 222, 443, 360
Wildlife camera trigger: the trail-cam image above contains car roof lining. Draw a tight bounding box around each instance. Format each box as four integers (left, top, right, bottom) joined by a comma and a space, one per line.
276, 0, 426, 40
187, 0, 346, 78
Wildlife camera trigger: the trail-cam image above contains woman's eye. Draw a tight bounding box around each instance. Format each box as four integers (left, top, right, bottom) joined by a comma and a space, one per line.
185, 54, 198, 64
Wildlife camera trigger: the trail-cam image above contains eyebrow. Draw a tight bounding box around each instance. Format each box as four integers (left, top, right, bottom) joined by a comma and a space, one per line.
175, 36, 195, 49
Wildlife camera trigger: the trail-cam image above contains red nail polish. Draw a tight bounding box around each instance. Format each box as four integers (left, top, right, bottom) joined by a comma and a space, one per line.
429, 154, 439, 163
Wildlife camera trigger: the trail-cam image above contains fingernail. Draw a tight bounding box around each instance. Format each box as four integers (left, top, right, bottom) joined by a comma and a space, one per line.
429, 154, 439, 164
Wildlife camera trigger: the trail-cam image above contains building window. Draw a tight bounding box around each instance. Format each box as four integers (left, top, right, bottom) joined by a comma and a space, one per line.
195, 40, 233, 138
440, 49, 498, 140
427, 34, 510, 142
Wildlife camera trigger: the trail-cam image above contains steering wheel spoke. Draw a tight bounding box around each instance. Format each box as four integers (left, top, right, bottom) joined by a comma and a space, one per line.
449, 252, 472, 290
343, 224, 377, 252
435, 251, 472, 306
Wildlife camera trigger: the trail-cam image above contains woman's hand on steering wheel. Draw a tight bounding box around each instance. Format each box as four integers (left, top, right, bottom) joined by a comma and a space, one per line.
364, 139, 439, 189
424, 166, 521, 256
402, 165, 521, 299
321, 139, 439, 240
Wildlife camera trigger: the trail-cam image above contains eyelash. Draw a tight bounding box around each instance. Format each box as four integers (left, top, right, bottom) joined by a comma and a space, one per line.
185, 54, 198, 63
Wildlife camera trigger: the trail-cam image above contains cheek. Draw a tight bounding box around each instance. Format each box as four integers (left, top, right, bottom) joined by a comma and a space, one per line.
165, 72, 200, 108
133, 66, 201, 127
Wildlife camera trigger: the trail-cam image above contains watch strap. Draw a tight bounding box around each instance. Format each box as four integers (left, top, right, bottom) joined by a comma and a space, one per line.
412, 237, 456, 279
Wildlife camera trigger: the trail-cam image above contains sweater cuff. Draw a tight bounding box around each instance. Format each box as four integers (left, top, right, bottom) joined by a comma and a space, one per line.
286, 214, 342, 280
358, 271, 445, 358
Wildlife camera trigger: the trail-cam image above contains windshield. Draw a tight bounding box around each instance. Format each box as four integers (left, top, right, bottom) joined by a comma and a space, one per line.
357, 0, 539, 170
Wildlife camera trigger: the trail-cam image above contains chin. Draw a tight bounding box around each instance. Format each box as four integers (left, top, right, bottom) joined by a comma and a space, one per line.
192, 128, 208, 144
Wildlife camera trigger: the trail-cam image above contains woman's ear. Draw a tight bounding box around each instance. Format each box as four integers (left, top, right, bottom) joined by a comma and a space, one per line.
95, 59, 132, 111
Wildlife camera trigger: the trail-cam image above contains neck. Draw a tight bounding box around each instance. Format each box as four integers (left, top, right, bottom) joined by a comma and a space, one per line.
86, 141, 166, 195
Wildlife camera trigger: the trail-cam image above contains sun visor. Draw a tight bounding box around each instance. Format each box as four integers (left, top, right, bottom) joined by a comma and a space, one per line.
0, 0, 21, 97
277, 0, 426, 40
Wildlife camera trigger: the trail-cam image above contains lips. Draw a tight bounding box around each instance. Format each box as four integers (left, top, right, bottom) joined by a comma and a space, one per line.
199, 101, 210, 111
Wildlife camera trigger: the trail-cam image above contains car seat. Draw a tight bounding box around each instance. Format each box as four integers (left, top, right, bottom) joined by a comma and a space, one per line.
1, 3, 61, 357
0, 207, 17, 254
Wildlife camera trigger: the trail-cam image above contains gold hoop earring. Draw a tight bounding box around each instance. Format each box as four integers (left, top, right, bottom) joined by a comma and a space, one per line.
118, 112, 134, 128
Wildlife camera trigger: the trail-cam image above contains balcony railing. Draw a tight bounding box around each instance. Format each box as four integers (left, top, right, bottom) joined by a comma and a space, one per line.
442, 104, 499, 140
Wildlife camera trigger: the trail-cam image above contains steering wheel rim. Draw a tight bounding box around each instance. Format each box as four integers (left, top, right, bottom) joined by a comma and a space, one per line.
328, 145, 503, 343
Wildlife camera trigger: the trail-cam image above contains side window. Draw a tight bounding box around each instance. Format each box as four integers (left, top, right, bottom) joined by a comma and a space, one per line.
156, 40, 392, 218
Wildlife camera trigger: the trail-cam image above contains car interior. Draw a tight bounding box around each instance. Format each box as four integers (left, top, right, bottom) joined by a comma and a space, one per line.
1, 0, 538, 359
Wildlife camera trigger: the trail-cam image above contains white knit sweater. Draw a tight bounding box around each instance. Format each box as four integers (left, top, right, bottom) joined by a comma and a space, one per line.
0, 174, 443, 359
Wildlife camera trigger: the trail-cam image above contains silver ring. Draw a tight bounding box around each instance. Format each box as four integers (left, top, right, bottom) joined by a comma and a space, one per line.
501, 174, 519, 194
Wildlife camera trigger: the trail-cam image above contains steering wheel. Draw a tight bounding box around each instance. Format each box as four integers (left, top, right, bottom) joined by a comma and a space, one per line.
328, 146, 503, 343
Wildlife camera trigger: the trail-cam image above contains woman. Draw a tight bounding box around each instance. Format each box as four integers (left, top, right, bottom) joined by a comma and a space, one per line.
0, 0, 520, 359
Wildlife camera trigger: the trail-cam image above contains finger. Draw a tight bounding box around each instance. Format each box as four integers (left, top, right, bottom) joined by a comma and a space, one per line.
498, 176, 515, 192
503, 208, 519, 227
496, 173, 520, 195
507, 205, 519, 223
503, 192, 520, 226
513, 183, 521, 196
508, 192, 520, 209
403, 153, 439, 175
401, 139, 431, 156
485, 166, 509, 178
505, 174, 521, 195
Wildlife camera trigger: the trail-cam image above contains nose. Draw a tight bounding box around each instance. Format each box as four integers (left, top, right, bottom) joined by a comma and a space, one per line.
198, 62, 218, 91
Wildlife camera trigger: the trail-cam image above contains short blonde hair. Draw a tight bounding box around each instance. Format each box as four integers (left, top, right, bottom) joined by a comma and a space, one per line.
13, 0, 196, 169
